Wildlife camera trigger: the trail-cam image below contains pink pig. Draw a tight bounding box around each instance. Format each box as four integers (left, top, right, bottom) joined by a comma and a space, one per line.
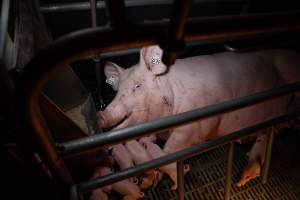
99, 46, 300, 187
91, 166, 144, 200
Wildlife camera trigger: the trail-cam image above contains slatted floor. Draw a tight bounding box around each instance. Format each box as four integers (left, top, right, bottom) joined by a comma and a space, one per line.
142, 128, 300, 200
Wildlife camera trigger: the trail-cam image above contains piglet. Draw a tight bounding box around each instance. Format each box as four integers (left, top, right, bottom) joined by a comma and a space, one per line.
143, 141, 190, 190
92, 166, 144, 200
139, 135, 157, 146
125, 140, 159, 189
111, 144, 138, 184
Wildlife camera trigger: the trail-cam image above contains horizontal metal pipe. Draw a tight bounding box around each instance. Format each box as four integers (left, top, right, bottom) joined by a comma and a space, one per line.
39, 0, 246, 13
58, 81, 300, 155
76, 108, 300, 193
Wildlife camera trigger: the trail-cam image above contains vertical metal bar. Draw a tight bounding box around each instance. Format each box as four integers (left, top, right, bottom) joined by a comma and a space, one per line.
162, 0, 192, 66
104, 0, 127, 29
261, 127, 275, 184
69, 185, 80, 200
177, 160, 185, 200
90, 0, 97, 27
224, 142, 234, 200
90, 0, 105, 113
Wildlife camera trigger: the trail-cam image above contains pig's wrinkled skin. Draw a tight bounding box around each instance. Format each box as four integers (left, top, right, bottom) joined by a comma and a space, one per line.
143, 140, 190, 190
99, 46, 300, 187
92, 166, 144, 200
125, 140, 158, 189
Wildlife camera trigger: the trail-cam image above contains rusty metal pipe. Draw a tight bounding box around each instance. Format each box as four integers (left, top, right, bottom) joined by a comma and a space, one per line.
177, 160, 185, 200
261, 128, 275, 183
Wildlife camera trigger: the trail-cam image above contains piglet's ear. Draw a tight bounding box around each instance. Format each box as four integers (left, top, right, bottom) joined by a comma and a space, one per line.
104, 62, 124, 91
104, 61, 124, 78
140, 45, 167, 76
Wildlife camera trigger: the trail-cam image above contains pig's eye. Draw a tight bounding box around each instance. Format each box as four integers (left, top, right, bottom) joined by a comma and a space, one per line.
135, 83, 141, 89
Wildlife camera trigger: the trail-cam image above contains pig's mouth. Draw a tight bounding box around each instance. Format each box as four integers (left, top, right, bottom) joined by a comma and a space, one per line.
109, 111, 132, 130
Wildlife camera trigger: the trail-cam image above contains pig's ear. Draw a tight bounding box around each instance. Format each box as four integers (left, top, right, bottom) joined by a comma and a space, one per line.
140, 45, 167, 75
104, 62, 124, 90
104, 61, 124, 78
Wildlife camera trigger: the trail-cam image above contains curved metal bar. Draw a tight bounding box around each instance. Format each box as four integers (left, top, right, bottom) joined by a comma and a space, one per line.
20, 11, 300, 185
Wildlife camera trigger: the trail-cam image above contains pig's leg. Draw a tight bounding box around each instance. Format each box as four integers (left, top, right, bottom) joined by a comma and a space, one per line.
237, 133, 267, 187
144, 141, 190, 190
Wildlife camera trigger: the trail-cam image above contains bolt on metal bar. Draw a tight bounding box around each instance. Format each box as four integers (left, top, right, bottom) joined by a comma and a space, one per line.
224, 142, 234, 200
261, 127, 275, 184
75, 108, 300, 193
58, 81, 300, 155
177, 161, 185, 200
162, 0, 192, 66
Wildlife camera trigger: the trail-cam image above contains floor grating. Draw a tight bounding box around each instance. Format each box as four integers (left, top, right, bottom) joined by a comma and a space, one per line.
140, 129, 300, 200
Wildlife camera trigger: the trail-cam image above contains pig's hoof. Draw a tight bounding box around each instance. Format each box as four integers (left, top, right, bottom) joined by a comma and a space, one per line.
237, 160, 261, 187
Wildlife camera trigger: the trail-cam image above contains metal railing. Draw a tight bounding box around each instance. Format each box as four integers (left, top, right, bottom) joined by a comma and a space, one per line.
62, 82, 300, 200
18, 0, 300, 199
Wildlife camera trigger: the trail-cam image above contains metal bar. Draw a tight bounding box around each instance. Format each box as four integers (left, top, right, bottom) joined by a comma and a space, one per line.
162, 0, 192, 66
261, 127, 275, 184
75, 109, 300, 193
20, 10, 300, 183
177, 161, 185, 200
69, 185, 79, 200
58, 81, 300, 155
224, 142, 234, 200
104, 0, 127, 29
90, 0, 97, 27
89, 0, 105, 112
0, 0, 10, 58
39, 0, 247, 13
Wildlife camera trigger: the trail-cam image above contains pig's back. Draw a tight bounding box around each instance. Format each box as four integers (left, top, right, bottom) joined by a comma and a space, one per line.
169, 50, 290, 137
